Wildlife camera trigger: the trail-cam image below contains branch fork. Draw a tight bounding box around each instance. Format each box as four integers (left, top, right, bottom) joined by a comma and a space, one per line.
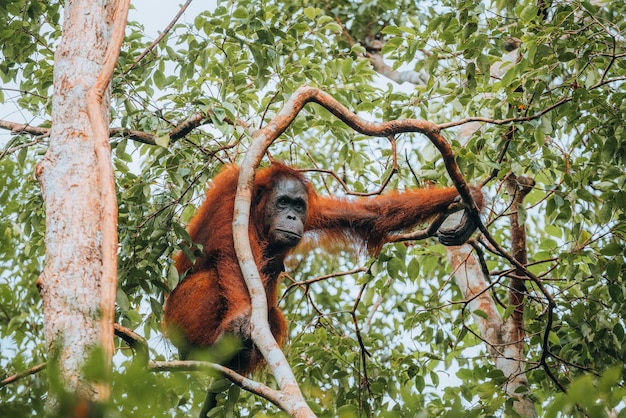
232, 85, 482, 417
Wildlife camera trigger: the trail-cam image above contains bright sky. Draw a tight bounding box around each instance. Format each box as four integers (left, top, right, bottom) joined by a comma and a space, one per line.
129, 0, 210, 38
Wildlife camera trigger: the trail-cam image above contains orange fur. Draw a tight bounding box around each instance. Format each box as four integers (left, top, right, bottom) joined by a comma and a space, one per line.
163, 163, 483, 374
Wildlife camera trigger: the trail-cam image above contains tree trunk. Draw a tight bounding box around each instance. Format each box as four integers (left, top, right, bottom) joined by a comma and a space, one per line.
35, 0, 120, 411
447, 244, 537, 417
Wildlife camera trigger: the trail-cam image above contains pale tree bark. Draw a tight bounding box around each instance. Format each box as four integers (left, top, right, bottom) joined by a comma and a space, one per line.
444, 164, 537, 417
34, 0, 128, 412
443, 37, 538, 416
447, 243, 538, 417
232, 86, 481, 417
444, 158, 538, 416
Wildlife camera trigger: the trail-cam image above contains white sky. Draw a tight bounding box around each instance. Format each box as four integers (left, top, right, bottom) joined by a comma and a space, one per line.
129, 0, 211, 38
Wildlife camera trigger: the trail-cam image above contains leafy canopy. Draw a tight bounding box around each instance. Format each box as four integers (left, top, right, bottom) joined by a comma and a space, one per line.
1, 0, 625, 416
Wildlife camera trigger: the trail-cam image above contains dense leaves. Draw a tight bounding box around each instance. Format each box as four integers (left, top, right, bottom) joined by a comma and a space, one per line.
1, 0, 625, 416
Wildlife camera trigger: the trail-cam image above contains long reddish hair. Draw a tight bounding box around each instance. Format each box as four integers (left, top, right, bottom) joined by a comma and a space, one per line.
175, 163, 316, 275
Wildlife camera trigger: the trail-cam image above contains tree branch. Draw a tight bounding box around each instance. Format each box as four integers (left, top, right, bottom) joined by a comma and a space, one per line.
233, 85, 487, 418
505, 175, 535, 339
501, 174, 541, 416
0, 106, 248, 148
284, 267, 369, 294
366, 52, 429, 85
0, 363, 47, 388
447, 243, 539, 417
0, 135, 47, 160
333, 15, 429, 85
111, 325, 306, 412
113, 323, 149, 361
252, 85, 479, 211
148, 360, 293, 410
0, 119, 49, 136
111, 324, 303, 412
437, 96, 572, 130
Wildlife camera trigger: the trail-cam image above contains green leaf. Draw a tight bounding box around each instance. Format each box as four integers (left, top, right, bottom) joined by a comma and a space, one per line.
381, 25, 401, 35
519, 4, 538, 23
154, 135, 170, 148
387, 257, 406, 277
502, 304, 516, 321
598, 201, 613, 223
600, 243, 623, 257
303, 7, 320, 21
548, 331, 560, 346
17, 147, 27, 166
567, 374, 595, 407
153, 69, 165, 89
473, 309, 489, 319
341, 59, 352, 79
232, 7, 248, 19
576, 188, 594, 202
534, 128, 545, 147
321, 22, 342, 33
116, 288, 130, 312
381, 37, 404, 54
337, 404, 359, 418
407, 258, 419, 278
501, 66, 516, 88
606, 260, 619, 280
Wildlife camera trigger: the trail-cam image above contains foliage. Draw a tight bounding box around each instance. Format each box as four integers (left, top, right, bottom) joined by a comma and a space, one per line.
1, 0, 625, 416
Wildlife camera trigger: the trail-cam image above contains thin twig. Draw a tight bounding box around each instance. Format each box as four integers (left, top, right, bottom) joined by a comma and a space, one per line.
437, 97, 572, 130
350, 282, 373, 407
285, 267, 369, 293
129, 0, 194, 70
0, 363, 47, 387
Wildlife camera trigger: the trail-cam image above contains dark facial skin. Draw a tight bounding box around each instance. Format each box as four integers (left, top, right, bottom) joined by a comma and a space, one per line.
264, 177, 308, 248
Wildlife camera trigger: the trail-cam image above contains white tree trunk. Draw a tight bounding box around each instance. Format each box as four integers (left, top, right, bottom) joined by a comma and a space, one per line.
35, 0, 121, 408
447, 245, 537, 417
446, 41, 537, 416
